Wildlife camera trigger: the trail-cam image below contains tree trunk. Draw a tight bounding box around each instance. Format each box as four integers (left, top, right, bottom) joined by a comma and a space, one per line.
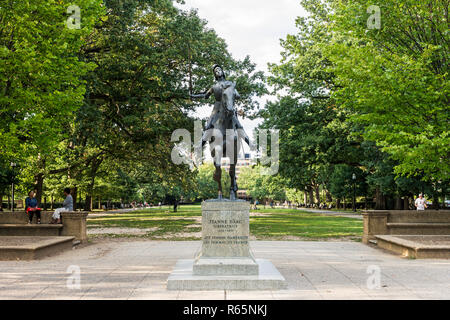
403, 197, 409, 210
403, 196, 409, 210
0, 193, 3, 211
34, 172, 44, 205
336, 198, 341, 209
72, 186, 77, 211
442, 185, 446, 209
85, 195, 92, 211
325, 190, 332, 202
395, 197, 402, 210
432, 190, 439, 209
308, 186, 314, 205
84, 157, 102, 211
375, 187, 386, 210
51, 195, 54, 210
314, 184, 320, 204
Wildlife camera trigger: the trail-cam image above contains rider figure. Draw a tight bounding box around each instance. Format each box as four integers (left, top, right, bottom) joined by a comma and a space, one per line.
190, 65, 249, 145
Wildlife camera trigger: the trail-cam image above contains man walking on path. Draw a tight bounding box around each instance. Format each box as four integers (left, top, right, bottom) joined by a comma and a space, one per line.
415, 194, 427, 211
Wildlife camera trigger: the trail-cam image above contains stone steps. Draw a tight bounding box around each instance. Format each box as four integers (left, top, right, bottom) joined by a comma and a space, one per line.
386, 222, 450, 235
0, 224, 63, 237
0, 236, 76, 260
168, 259, 287, 290
375, 235, 450, 259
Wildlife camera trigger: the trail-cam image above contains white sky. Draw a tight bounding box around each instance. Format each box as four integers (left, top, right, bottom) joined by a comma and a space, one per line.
176, 0, 306, 155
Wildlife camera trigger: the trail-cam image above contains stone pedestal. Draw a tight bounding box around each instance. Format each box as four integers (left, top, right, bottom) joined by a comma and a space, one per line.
167, 201, 286, 290
194, 201, 258, 276
362, 211, 389, 244
61, 211, 88, 243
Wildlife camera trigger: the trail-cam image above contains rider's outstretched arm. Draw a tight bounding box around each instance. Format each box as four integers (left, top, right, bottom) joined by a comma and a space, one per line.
190, 88, 213, 99
234, 89, 241, 100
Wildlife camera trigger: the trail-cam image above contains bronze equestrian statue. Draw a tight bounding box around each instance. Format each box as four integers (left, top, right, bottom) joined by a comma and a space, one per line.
190, 65, 251, 200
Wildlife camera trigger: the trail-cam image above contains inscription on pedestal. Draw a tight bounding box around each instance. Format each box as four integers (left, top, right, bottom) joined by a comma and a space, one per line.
200, 201, 251, 258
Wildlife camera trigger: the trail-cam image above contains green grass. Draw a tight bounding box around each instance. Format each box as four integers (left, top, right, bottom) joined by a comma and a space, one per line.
252, 207, 363, 214
88, 205, 201, 239
87, 204, 363, 241
250, 211, 362, 239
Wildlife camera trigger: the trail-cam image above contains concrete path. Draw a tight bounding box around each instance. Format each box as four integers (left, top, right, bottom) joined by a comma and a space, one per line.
0, 240, 448, 300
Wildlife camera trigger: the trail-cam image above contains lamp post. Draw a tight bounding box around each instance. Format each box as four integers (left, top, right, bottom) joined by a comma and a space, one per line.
10, 162, 16, 212
352, 173, 356, 212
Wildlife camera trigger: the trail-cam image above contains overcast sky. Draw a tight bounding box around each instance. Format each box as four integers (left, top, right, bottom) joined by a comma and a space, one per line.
176, 0, 306, 154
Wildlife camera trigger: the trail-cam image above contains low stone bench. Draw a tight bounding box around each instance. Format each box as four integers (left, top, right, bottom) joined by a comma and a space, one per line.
363, 210, 450, 243
0, 211, 88, 242
0, 224, 63, 236
387, 222, 450, 235
375, 235, 450, 259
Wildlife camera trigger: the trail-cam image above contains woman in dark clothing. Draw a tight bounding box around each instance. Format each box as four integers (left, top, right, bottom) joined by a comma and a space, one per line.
25, 190, 41, 224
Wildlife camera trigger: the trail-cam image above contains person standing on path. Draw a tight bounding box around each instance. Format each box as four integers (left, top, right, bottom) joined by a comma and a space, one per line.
415, 194, 427, 211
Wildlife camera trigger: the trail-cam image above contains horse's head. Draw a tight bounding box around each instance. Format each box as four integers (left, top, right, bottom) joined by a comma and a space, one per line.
222, 83, 236, 116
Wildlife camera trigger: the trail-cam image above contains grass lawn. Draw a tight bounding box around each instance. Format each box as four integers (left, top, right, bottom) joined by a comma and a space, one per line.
87, 205, 363, 241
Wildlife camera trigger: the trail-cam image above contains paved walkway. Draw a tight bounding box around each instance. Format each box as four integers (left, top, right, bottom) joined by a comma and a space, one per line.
0, 240, 448, 300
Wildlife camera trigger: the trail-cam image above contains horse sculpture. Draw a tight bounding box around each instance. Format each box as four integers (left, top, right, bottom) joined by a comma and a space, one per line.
190, 65, 251, 200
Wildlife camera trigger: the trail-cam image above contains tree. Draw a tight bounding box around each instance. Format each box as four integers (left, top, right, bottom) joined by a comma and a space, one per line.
285, 188, 304, 205
259, 0, 363, 205
239, 165, 287, 204
259, 0, 448, 208
0, 0, 104, 204
325, 0, 449, 183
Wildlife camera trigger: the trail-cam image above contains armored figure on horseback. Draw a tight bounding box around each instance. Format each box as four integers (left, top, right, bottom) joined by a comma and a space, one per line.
190, 65, 251, 200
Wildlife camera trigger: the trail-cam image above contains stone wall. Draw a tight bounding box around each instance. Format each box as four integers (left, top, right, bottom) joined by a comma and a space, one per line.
0, 211, 54, 224
60, 212, 88, 242
0, 211, 88, 242
362, 210, 450, 243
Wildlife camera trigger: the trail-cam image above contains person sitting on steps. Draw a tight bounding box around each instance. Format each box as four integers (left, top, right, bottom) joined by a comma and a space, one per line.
51, 188, 73, 224
25, 190, 41, 224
